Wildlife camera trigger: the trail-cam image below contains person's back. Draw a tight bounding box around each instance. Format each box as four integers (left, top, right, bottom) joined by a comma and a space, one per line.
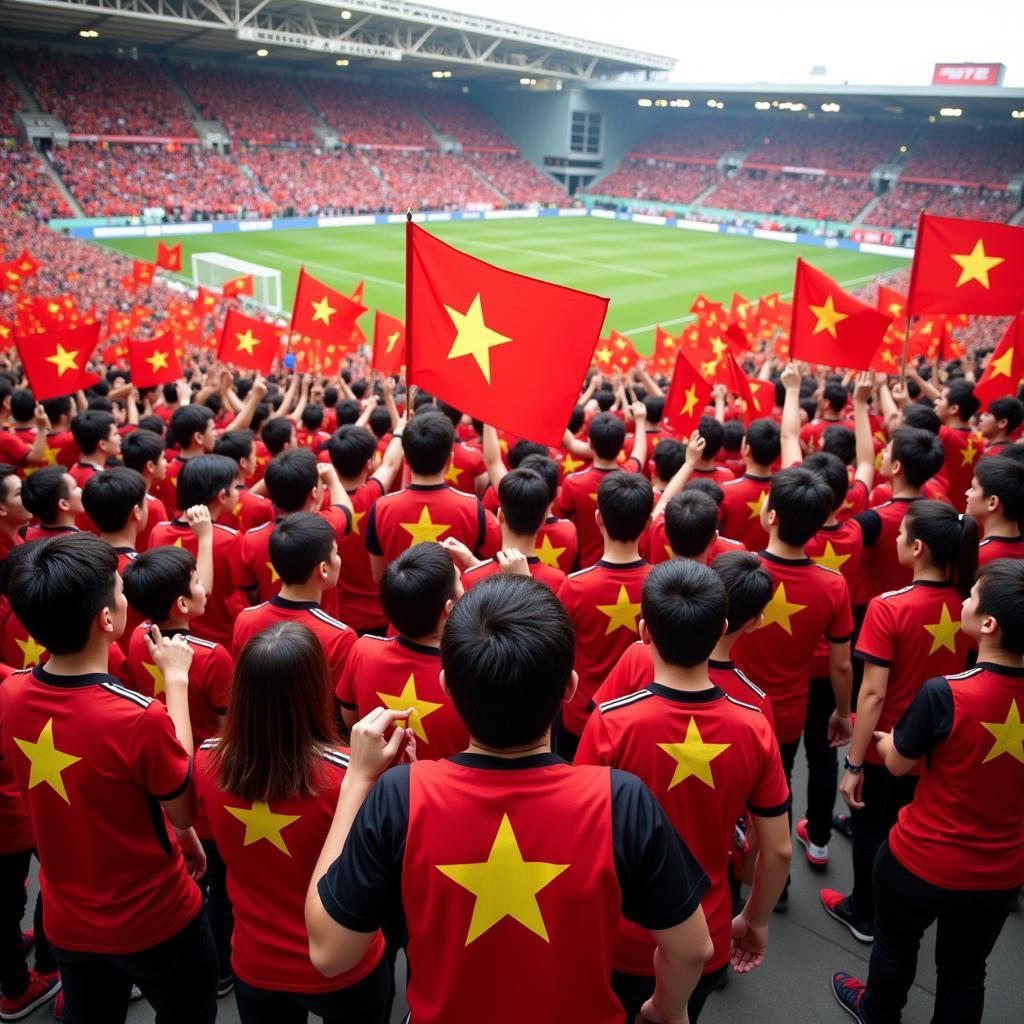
719, 418, 780, 552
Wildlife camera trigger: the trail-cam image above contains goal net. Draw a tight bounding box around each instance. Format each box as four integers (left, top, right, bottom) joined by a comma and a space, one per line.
191, 251, 282, 311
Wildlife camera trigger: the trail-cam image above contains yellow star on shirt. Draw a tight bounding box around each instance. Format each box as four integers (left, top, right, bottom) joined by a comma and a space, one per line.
225, 800, 301, 855
809, 295, 849, 339
235, 329, 260, 356
142, 661, 166, 697
13, 718, 81, 804
231, 500, 243, 520
812, 542, 850, 573
596, 585, 642, 636
950, 239, 1005, 289
679, 385, 700, 418
444, 461, 462, 485
961, 437, 979, 467
759, 582, 807, 636
536, 534, 566, 568
562, 454, 584, 474
376, 674, 442, 744
988, 346, 1014, 380
44, 344, 79, 377
437, 813, 569, 945
145, 349, 169, 372
14, 634, 47, 669
444, 294, 512, 385
746, 491, 767, 520
923, 604, 961, 656
399, 506, 450, 546
981, 699, 1024, 765
350, 510, 366, 535
311, 296, 336, 325
658, 718, 731, 789
265, 561, 281, 584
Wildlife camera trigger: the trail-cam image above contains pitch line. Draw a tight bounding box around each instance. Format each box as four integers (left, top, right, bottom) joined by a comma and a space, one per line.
449, 237, 669, 280
255, 251, 404, 291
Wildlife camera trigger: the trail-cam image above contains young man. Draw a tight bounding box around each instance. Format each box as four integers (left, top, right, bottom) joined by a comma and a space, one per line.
0, 465, 31, 561
800, 380, 850, 454
68, 410, 121, 493
212, 430, 274, 533
978, 396, 1023, 457
967, 457, 1024, 566
162, 405, 216, 513
307, 573, 714, 1024
20, 466, 83, 542
720, 419, 781, 552
0, 534, 217, 1023
577, 559, 791, 1022
690, 416, 737, 485
933, 379, 983, 513
0, 395, 50, 473
121, 428, 169, 551
832, 560, 1024, 1024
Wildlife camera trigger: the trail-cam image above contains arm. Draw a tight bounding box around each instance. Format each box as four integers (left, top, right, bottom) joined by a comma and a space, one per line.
852, 372, 876, 492
319, 463, 351, 513
839, 662, 890, 809
369, 553, 386, 585
713, 383, 727, 425
636, 362, 664, 398
826, 640, 854, 745
779, 362, 803, 469
369, 417, 406, 492
125, 389, 140, 428
382, 377, 400, 430
355, 394, 378, 428
482, 424, 508, 490
641, 910, 714, 1024
561, 429, 592, 458
578, 372, 600, 407
628, 400, 648, 471
224, 377, 268, 433
873, 730, 919, 778
24, 404, 51, 466
289, 375, 311, 423
275, 372, 300, 419
906, 364, 940, 402
651, 431, 705, 519
185, 505, 214, 599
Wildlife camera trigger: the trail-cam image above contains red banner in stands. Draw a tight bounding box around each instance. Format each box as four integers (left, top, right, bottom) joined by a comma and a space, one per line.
931, 63, 1004, 86
68, 134, 201, 145
850, 229, 895, 246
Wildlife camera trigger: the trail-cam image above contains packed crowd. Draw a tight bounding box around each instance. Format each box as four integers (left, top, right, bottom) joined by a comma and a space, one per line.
300, 80, 436, 149
465, 151, 566, 205
866, 182, 1021, 231
744, 121, 907, 173
901, 123, 1024, 183
0, 146, 72, 221
701, 171, 874, 222
368, 149, 503, 210
628, 116, 761, 158
0, 74, 23, 139
415, 93, 514, 149
596, 160, 720, 204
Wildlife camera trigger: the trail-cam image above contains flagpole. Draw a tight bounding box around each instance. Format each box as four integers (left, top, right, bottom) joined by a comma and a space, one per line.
405, 209, 414, 412
284, 265, 303, 366
900, 211, 925, 386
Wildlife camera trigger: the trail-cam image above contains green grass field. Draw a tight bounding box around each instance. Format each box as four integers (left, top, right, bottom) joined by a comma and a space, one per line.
98, 218, 909, 354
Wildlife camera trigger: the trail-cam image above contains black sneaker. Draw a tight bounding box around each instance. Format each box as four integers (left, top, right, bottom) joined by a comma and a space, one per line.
820, 889, 874, 943
217, 976, 234, 998
832, 812, 854, 839
831, 972, 869, 1022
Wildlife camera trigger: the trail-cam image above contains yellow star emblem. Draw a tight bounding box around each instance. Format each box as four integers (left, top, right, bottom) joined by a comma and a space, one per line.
595, 345, 613, 364
444, 462, 462, 485
679, 385, 700, 418
536, 534, 566, 568
923, 604, 961, 656
225, 800, 301, 855
231, 501, 243, 520
988, 347, 1014, 380
595, 585, 642, 636
444, 293, 512, 385
265, 561, 281, 584
235, 329, 260, 356
950, 239, 1004, 289
960, 437, 978, 467
562, 454, 584, 474
385, 330, 401, 353
808, 295, 849, 339
812, 542, 850, 573
981, 699, 1024, 764
399, 506, 450, 546
658, 718, 731, 789
14, 634, 47, 669
145, 349, 169, 372
350, 509, 366, 535
746, 491, 767, 520
311, 296, 336, 325
376, 674, 442, 744
437, 813, 569, 945
42, 445, 59, 465
44, 343, 79, 377
142, 661, 166, 697
13, 718, 81, 804
709, 335, 728, 356
589, 492, 599, 503
758, 582, 807, 636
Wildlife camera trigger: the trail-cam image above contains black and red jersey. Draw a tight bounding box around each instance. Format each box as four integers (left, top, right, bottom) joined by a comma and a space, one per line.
719, 475, 772, 552
978, 534, 1024, 567
23, 523, 80, 544
462, 555, 566, 595
557, 460, 641, 569
535, 516, 579, 574
939, 426, 984, 514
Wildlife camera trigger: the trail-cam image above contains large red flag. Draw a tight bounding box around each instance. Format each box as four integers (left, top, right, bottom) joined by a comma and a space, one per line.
130, 334, 182, 387
290, 268, 367, 351
217, 309, 282, 374
194, 287, 219, 316
222, 275, 253, 299
790, 259, 891, 370
407, 222, 608, 446
155, 242, 182, 273
908, 214, 1024, 316
16, 322, 102, 400
663, 350, 712, 436
651, 326, 679, 372
372, 311, 406, 374
132, 260, 156, 287
974, 314, 1024, 408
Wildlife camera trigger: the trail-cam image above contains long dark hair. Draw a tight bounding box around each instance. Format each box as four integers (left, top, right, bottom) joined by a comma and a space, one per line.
904, 499, 979, 599
213, 622, 338, 802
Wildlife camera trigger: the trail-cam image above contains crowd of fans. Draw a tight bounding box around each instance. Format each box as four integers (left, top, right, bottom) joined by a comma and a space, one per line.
300, 79, 435, 149
902, 123, 1024, 183
467, 152, 566, 205
416, 93, 514, 149
700, 171, 874, 222
0, 146, 72, 221
0, 73, 23, 138
595, 160, 720, 204
628, 116, 761, 158
743, 120, 907, 172
865, 182, 1021, 231
369, 149, 502, 210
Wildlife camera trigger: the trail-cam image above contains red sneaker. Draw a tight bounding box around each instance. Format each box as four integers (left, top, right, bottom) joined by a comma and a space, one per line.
796, 818, 829, 867
0, 970, 62, 1022
53, 992, 63, 1021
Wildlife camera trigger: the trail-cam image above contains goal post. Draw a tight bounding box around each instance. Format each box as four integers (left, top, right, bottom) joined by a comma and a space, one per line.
191, 252, 282, 311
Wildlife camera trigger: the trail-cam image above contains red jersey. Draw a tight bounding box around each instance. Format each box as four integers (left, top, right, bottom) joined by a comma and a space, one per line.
800, 417, 850, 453
461, 555, 567, 595
365, 483, 500, 566
854, 581, 972, 764
216, 486, 273, 534
691, 465, 736, 487
43, 429, 77, 469
578, 682, 788, 974
558, 461, 641, 569
869, 478, 950, 507
23, 523, 80, 544
837, 479, 871, 522
732, 552, 853, 743
889, 664, 1024, 890
114, 547, 145, 642
336, 634, 468, 760
333, 479, 386, 631
557, 559, 651, 736
0, 664, 202, 953
0, 530, 23, 562
854, 497, 918, 602
939, 426, 984, 513
0, 430, 31, 467
0, 670, 32, 855
444, 442, 486, 493
978, 533, 1024, 567
137, 492, 168, 551
805, 520, 864, 677
642, 516, 745, 566
294, 427, 331, 453
125, 622, 232, 747
194, 742, 385, 993
160, 454, 190, 513
720, 474, 772, 552
535, 516, 579, 574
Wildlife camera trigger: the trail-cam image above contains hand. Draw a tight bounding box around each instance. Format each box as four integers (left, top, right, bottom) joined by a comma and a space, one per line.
184, 504, 212, 542
630, 400, 647, 423
347, 707, 413, 785
730, 913, 768, 973
853, 371, 873, 405
440, 536, 476, 569
392, 413, 408, 434
873, 730, 894, 761
890, 381, 909, 407
144, 625, 194, 683
382, 376, 396, 397
712, 383, 728, 401
684, 430, 707, 465
828, 711, 853, 747
173, 827, 207, 882
496, 548, 530, 576
251, 376, 268, 401
636, 999, 688, 1024
780, 362, 801, 391
363, 394, 379, 411
33, 403, 50, 430
316, 462, 337, 482
839, 769, 865, 810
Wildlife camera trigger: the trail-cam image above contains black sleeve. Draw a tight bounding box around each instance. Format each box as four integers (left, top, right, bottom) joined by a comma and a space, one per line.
364, 504, 382, 556
892, 677, 954, 761
853, 509, 881, 549
474, 499, 486, 555
317, 766, 409, 933
610, 769, 709, 932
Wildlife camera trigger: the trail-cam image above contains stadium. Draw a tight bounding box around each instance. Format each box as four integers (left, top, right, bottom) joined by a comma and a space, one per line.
0, 1, 1023, 1023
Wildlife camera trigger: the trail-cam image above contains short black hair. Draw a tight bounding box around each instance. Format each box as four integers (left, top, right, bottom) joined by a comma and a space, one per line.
10, 390, 35, 422
21, 466, 72, 524
988, 396, 1024, 434
744, 418, 781, 466
368, 405, 392, 439
975, 559, 1024, 653
264, 448, 319, 512
643, 395, 664, 425
70, 410, 114, 456
137, 414, 166, 438
766, 465, 832, 546
122, 546, 196, 623
269, 513, 336, 585
588, 413, 626, 460
403, 411, 454, 476
441, 573, 574, 748
7, 535, 118, 654
697, 415, 724, 460
820, 425, 855, 466
170, 404, 214, 449
82, 468, 147, 534
335, 399, 360, 426
594, 387, 615, 412
711, 550, 773, 634
663, 491, 718, 558
822, 382, 848, 414
301, 405, 324, 431
901, 403, 941, 435
597, 472, 653, 542
517, 453, 559, 504
803, 451, 849, 512
214, 429, 254, 464
974, 457, 1024, 522
945, 380, 980, 421
721, 419, 744, 453
652, 439, 686, 482
497, 468, 549, 536
162, 382, 179, 404
121, 428, 164, 473
261, 416, 294, 456
380, 543, 457, 639
508, 440, 548, 469
641, 559, 727, 667
685, 477, 725, 507
41, 395, 71, 424
890, 427, 944, 488
176, 454, 238, 510
995, 445, 1024, 468
325, 425, 377, 478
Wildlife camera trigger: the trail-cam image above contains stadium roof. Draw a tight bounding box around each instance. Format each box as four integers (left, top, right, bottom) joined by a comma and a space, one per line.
0, 0, 676, 80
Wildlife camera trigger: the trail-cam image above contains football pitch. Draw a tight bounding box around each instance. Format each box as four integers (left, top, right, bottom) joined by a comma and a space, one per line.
98, 217, 909, 353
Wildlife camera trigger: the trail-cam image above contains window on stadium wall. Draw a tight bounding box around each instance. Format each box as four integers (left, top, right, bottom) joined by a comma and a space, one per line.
570, 111, 602, 155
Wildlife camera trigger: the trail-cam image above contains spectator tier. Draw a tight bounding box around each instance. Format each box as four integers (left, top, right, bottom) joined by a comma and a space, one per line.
902, 123, 1024, 185
415, 94, 514, 149
300, 80, 435, 149
593, 160, 719, 205
700, 171, 873, 222
865, 183, 1020, 230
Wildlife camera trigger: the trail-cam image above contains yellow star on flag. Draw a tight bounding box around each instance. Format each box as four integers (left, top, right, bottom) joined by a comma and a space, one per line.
265, 561, 281, 584
746, 491, 767, 520
595, 346, 613, 364
385, 330, 401, 353
658, 718, 731, 789
950, 239, 1004, 289
709, 336, 728, 356
399, 506, 450, 546
759, 582, 807, 636
960, 437, 979, 467
225, 800, 301, 855
444, 293, 512, 385
15, 634, 47, 669
988, 347, 1014, 380
980, 699, 1024, 765
437, 813, 569, 945
812, 542, 850, 573
679, 385, 700, 418
809, 295, 849, 339
535, 534, 566, 568
376, 674, 442, 744
923, 604, 961, 656
142, 661, 166, 697
14, 718, 81, 804
444, 462, 462, 485
596, 585, 642, 636
311, 296, 336, 325
44, 344, 79, 377
235, 329, 260, 356
145, 349, 169, 372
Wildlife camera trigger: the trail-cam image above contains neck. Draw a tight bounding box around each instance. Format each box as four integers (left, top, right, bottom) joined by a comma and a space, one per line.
404, 630, 442, 649
821, 412, 841, 422
946, 416, 970, 430
710, 633, 739, 661
823, 510, 839, 526
696, 457, 716, 471
652, 653, 714, 692
181, 446, 204, 460
80, 453, 105, 469
158, 611, 191, 631
600, 539, 642, 564
988, 433, 1010, 445
278, 581, 324, 604
500, 527, 538, 554
100, 530, 137, 550
49, 514, 77, 529
744, 462, 772, 477
766, 534, 806, 560
983, 512, 1020, 538
466, 733, 551, 759
890, 477, 922, 499
975, 638, 1024, 670
592, 456, 620, 470
340, 471, 368, 490
0, 519, 23, 540
912, 563, 948, 584
142, 472, 156, 489
410, 471, 445, 486
44, 637, 112, 677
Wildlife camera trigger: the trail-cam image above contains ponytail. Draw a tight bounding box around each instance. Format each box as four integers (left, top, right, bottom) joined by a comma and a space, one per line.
904, 499, 979, 599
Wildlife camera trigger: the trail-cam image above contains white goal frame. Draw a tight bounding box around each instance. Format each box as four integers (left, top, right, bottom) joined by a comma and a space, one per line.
191, 251, 282, 311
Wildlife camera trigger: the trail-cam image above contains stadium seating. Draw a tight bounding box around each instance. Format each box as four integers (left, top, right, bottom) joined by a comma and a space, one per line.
594, 160, 719, 204
743, 120, 908, 173
865, 183, 1020, 230
1, 146, 72, 220
1, 71, 23, 138
300, 80, 435, 149
627, 117, 761, 159
368, 150, 502, 211
415, 93, 513, 149
467, 152, 566, 205
699, 171, 873, 221
902, 123, 1024, 184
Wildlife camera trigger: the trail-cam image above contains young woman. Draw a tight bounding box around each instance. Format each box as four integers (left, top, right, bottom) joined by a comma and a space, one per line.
194, 622, 389, 1024
823, 500, 978, 943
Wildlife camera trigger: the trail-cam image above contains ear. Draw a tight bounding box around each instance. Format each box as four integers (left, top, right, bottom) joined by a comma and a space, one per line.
979, 613, 999, 638
562, 669, 579, 705
638, 618, 651, 645
176, 593, 190, 615
98, 603, 116, 634
439, 668, 450, 699
745, 612, 764, 634
721, 617, 730, 639
497, 507, 505, 527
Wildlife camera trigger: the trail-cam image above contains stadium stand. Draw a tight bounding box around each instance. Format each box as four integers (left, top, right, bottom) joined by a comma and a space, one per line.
626, 116, 761, 159
468, 152, 567, 205
595, 160, 719, 205
1, 145, 71, 220
415, 93, 515, 150
901, 122, 1024, 185
300, 79, 436, 149
368, 149, 503, 210
699, 170, 873, 221
865, 182, 1021, 230
1, 70, 24, 138
742, 120, 908, 173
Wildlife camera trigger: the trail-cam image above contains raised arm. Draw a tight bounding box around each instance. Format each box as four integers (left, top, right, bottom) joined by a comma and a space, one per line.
779, 362, 803, 469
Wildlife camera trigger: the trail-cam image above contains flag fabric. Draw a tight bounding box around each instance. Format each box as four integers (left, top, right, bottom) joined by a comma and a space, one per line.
348, 281, 368, 348
908, 214, 1024, 316
722, 351, 759, 428
747, 379, 777, 419
290, 268, 367, 351
594, 331, 638, 372
974, 314, 1024, 408
101, 340, 130, 366
690, 294, 725, 320
729, 293, 754, 328
1, 261, 25, 293
217, 309, 282, 374
222, 275, 254, 299
129, 334, 181, 388
407, 222, 608, 447
372, 311, 406, 375
155, 242, 182, 273
663, 350, 712, 436
133, 261, 156, 287
651, 326, 679, 372
194, 287, 219, 316
16, 322, 102, 400
0, 317, 14, 346
106, 309, 133, 337
15, 251, 40, 279
876, 285, 908, 321
18, 296, 78, 334
790, 258, 891, 370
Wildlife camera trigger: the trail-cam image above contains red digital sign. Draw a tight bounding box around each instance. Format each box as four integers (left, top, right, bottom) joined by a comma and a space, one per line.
932, 63, 1005, 87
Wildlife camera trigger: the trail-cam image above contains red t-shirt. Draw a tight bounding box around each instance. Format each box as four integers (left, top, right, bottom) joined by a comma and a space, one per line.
854, 497, 918, 603
0, 664, 201, 953
159, 454, 191, 514
837, 478, 871, 522
557, 461, 641, 569
114, 547, 145, 642
0, 670, 32, 855
216, 486, 274, 534
800, 417, 850, 453
642, 516, 745, 566
690, 465, 736, 486
535, 516, 580, 574
978, 534, 1024, 567
461, 555, 567, 595
939, 426, 984, 514
336, 634, 468, 760
137, 492, 168, 552
333, 479, 386, 631
444, 442, 486, 493
23, 523, 81, 544
0, 430, 31, 467
869, 478, 950, 507
720, 475, 772, 553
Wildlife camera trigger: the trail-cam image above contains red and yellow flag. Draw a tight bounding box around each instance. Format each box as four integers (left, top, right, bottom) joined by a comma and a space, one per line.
133, 260, 156, 287
974, 314, 1024, 408
651, 325, 679, 372
876, 285, 908, 322
130, 334, 181, 387
373, 311, 406, 374
16, 322, 102, 400
290, 268, 367, 351
155, 242, 182, 273
217, 309, 282, 374
664, 349, 711, 436
222, 275, 254, 299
